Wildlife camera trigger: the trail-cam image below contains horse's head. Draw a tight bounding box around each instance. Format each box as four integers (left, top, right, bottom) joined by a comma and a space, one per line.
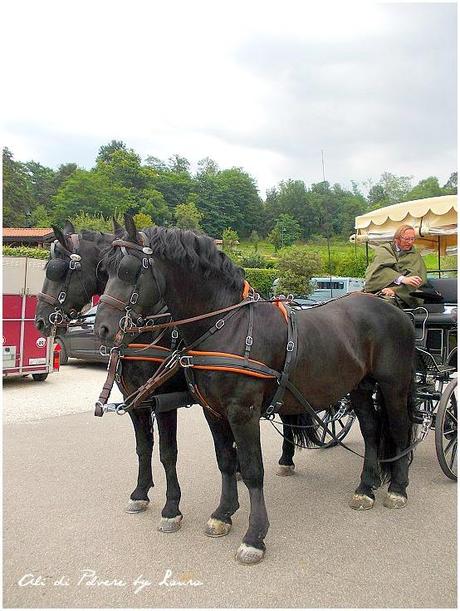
35, 221, 112, 336
94, 215, 165, 345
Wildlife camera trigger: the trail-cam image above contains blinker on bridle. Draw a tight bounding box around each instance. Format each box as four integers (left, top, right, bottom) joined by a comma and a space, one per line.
98, 235, 160, 333
38, 234, 85, 325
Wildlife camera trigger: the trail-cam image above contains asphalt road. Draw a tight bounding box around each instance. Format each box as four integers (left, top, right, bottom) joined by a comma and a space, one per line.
3, 361, 457, 608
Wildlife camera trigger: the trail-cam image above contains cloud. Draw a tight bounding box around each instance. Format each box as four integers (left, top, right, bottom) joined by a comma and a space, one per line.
1, 1, 456, 195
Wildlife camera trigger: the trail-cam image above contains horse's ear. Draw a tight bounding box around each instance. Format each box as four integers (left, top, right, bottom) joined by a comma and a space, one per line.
113, 216, 124, 238
124, 213, 138, 243
52, 225, 67, 249
63, 220, 76, 235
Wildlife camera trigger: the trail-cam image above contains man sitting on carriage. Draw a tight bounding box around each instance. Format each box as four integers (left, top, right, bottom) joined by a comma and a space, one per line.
364, 224, 428, 308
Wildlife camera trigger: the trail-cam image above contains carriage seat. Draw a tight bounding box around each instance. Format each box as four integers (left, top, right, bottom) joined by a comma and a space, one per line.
428, 278, 457, 304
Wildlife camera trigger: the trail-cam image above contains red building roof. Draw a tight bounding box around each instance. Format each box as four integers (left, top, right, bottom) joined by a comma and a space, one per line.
3, 228, 54, 238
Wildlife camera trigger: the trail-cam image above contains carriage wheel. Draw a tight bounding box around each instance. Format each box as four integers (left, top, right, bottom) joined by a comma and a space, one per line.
435, 377, 457, 481
311, 396, 356, 448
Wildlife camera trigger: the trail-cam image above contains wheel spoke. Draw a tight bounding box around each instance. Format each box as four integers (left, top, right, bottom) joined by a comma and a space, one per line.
449, 443, 457, 471
444, 436, 456, 455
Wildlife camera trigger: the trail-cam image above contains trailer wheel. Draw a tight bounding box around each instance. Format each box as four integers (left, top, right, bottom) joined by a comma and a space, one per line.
32, 373, 48, 382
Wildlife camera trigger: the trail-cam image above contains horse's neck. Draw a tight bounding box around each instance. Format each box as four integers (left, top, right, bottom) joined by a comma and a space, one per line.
161, 265, 240, 344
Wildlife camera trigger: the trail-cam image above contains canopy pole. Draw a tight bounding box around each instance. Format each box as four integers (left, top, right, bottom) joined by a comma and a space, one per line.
437, 237, 441, 278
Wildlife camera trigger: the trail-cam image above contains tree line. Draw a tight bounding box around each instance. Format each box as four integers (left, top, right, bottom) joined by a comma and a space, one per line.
3, 141, 457, 242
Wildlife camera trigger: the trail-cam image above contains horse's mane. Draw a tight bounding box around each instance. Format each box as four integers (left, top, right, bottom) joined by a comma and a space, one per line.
80, 229, 113, 244
146, 226, 244, 290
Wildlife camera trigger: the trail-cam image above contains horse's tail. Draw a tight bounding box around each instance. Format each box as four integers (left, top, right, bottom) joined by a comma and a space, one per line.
375, 372, 417, 483
282, 413, 321, 449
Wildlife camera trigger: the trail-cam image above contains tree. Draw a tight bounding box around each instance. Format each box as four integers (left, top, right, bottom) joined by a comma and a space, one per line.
168, 154, 191, 175
405, 177, 443, 201
367, 172, 413, 209
443, 172, 457, 194
267, 214, 301, 251
138, 187, 172, 225
276, 247, 323, 296
24, 161, 56, 207
70, 212, 114, 232
52, 169, 134, 223
197, 157, 219, 175
249, 230, 260, 252
96, 140, 127, 164
53, 163, 78, 190
2, 147, 32, 226
30, 204, 52, 228
174, 201, 203, 230
133, 212, 153, 229
222, 228, 239, 254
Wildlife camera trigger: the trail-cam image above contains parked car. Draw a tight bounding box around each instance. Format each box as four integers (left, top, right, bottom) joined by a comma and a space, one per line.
55, 305, 108, 364
272, 276, 364, 304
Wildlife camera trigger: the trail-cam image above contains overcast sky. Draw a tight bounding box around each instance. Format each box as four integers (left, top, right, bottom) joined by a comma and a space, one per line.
2, 1, 457, 197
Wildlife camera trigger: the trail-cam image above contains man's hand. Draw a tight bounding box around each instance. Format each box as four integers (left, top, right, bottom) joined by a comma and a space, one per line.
381, 287, 396, 297
400, 275, 423, 288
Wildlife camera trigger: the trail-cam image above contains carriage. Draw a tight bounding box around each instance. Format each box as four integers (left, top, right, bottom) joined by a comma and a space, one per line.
318, 195, 458, 479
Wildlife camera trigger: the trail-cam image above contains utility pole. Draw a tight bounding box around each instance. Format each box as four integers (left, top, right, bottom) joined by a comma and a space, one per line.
321, 149, 332, 287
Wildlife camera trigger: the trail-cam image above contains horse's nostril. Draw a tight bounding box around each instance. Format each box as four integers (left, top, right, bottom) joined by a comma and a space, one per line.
35, 318, 45, 332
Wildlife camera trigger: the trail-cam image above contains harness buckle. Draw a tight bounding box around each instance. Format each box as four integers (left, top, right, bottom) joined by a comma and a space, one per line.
142, 247, 153, 255
116, 403, 127, 415
179, 355, 194, 368
58, 291, 66, 304
142, 258, 149, 269
245, 336, 253, 346
49, 310, 64, 325
172, 329, 179, 339
215, 319, 225, 330
287, 341, 295, 352
130, 292, 139, 304
99, 345, 110, 357
266, 401, 283, 416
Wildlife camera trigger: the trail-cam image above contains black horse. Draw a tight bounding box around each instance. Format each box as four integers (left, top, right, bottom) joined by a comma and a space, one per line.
34, 221, 186, 532
95, 217, 417, 565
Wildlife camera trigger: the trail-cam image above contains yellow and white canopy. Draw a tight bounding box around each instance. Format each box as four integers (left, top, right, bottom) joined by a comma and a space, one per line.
351, 195, 457, 254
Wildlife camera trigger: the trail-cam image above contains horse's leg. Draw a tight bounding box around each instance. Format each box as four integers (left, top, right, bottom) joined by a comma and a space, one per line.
276, 416, 296, 476
348, 384, 382, 510
203, 410, 240, 538
156, 409, 183, 532
126, 407, 154, 513
227, 400, 269, 565
378, 382, 412, 509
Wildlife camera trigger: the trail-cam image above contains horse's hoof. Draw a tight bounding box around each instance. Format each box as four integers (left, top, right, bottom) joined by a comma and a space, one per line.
204, 518, 231, 537
349, 493, 374, 510
125, 499, 149, 513
236, 471, 242, 481
383, 492, 407, 509
276, 464, 295, 477
235, 543, 265, 565
158, 515, 183, 533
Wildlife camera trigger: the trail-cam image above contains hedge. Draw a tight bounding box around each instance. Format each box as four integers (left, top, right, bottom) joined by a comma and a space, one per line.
243, 268, 279, 297
3, 246, 49, 259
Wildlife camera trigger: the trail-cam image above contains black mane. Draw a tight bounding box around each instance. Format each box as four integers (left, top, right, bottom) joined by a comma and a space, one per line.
105, 226, 245, 291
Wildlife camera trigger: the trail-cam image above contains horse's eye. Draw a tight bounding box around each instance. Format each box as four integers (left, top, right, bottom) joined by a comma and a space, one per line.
117, 255, 142, 283
46, 259, 68, 281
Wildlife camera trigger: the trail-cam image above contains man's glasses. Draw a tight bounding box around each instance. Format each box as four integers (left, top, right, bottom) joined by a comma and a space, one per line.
400, 236, 416, 242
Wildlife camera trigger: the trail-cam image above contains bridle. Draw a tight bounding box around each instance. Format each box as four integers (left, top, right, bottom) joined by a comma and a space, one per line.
98, 234, 167, 336
38, 233, 92, 326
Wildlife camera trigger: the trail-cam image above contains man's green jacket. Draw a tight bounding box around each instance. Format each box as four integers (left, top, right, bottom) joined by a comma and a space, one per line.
364, 242, 427, 307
